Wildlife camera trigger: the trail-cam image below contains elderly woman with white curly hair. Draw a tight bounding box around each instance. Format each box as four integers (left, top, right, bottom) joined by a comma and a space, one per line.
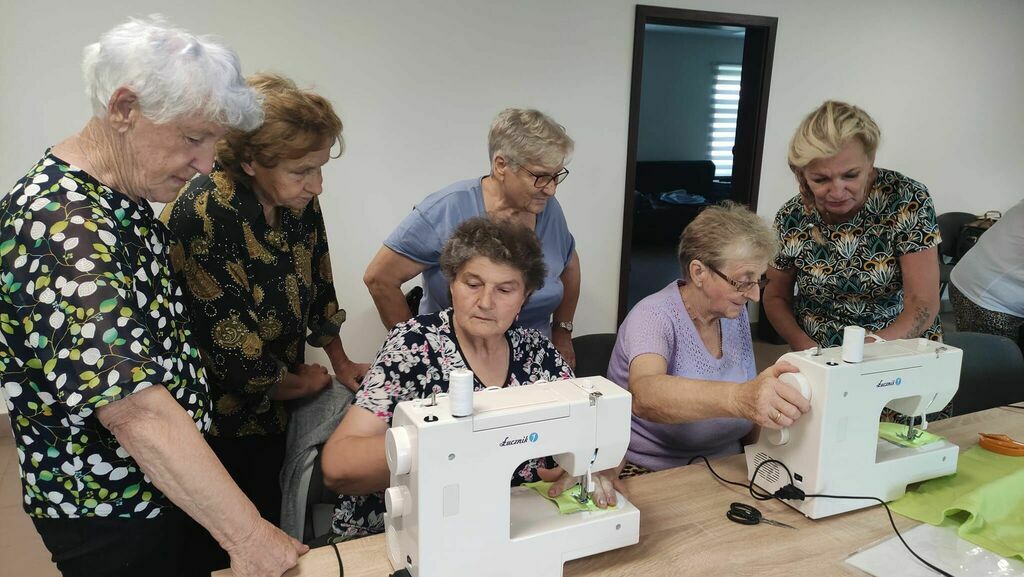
364, 108, 582, 368
0, 18, 307, 577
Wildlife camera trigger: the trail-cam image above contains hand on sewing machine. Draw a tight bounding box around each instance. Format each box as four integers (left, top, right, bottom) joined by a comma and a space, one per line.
730, 361, 810, 430
536, 465, 625, 509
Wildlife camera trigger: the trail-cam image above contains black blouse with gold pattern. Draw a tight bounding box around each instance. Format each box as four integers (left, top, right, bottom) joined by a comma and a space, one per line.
160, 167, 345, 437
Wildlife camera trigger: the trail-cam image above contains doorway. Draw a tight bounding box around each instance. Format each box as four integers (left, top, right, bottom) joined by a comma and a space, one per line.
618, 6, 777, 322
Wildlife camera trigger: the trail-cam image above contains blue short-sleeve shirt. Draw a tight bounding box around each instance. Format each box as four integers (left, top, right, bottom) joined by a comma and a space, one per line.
384, 178, 575, 335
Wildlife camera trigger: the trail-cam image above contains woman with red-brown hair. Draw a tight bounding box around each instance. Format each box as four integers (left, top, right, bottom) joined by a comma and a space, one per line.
161, 72, 367, 572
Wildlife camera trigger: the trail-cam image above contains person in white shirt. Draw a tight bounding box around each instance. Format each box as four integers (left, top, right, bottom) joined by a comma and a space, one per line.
949, 198, 1024, 350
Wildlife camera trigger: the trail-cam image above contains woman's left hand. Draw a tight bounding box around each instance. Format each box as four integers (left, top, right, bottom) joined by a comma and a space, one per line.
536, 465, 623, 509
551, 330, 576, 371
333, 360, 370, 392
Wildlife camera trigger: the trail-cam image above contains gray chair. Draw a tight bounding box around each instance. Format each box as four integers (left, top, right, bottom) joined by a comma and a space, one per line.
936, 212, 976, 295
572, 333, 618, 379
944, 331, 1024, 417
303, 444, 339, 543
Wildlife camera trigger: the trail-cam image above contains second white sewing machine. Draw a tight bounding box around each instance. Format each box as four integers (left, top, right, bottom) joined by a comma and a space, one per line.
383, 376, 640, 577
744, 334, 963, 519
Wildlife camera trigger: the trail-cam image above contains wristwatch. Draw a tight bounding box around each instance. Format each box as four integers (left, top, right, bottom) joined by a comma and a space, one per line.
554, 321, 574, 333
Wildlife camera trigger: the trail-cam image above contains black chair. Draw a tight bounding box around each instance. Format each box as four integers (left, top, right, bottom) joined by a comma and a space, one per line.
936, 212, 976, 295
944, 331, 1024, 417
405, 285, 423, 315
572, 333, 617, 378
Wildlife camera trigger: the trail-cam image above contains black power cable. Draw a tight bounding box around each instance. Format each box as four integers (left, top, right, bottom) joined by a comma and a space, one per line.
687, 455, 953, 577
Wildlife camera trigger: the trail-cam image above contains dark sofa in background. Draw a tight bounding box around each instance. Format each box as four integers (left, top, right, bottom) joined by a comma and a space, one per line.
632, 160, 717, 246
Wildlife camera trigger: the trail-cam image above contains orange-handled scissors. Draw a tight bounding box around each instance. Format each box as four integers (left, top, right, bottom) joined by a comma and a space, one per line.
979, 433, 1024, 456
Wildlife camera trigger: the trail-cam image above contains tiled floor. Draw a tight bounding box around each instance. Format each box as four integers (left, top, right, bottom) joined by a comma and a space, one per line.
0, 414, 59, 577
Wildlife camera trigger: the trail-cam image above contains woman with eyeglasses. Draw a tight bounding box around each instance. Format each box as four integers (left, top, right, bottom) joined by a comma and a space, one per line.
607, 202, 810, 475
363, 108, 581, 368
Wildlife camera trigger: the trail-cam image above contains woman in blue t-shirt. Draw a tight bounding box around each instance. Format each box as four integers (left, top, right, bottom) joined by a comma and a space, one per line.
363, 108, 581, 368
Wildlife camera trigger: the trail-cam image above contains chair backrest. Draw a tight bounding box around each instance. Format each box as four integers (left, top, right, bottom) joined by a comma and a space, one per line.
572, 333, 618, 379
944, 331, 1024, 417
936, 212, 977, 261
304, 444, 340, 542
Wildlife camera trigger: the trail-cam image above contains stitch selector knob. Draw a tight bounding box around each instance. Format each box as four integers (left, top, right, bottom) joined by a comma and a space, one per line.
386, 426, 412, 475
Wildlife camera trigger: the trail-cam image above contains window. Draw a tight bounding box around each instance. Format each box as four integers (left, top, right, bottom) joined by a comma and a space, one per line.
708, 63, 741, 178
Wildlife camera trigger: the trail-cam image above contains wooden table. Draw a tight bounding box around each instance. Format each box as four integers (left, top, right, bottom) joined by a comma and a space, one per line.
216, 406, 1024, 577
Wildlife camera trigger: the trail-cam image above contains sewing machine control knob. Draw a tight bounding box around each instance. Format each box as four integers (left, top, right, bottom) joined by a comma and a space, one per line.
385, 486, 411, 518
779, 373, 811, 402
386, 427, 413, 476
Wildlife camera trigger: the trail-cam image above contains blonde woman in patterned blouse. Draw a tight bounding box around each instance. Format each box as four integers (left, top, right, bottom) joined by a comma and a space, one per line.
0, 18, 307, 577
764, 101, 942, 350
160, 72, 366, 572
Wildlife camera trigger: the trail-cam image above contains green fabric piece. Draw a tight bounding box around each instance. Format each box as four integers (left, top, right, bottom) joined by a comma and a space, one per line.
890, 445, 1024, 560
878, 422, 945, 448
523, 481, 601, 514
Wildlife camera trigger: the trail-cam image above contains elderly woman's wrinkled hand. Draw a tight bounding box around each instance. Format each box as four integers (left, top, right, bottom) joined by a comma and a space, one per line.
732, 361, 810, 429
227, 518, 308, 577
536, 465, 622, 509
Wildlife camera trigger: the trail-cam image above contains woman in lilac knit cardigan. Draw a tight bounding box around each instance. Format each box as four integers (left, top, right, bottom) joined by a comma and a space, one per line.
608, 202, 811, 473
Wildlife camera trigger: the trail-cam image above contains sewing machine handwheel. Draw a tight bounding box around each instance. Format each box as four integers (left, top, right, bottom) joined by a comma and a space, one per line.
386, 426, 413, 475
780, 372, 811, 401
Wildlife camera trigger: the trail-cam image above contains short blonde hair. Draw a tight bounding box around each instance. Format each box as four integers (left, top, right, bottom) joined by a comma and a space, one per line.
677, 201, 778, 279
488, 108, 574, 169
788, 100, 880, 171
218, 73, 343, 185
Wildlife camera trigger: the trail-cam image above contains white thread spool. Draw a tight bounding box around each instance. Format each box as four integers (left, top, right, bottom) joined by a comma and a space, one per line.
448, 368, 475, 417
842, 326, 866, 363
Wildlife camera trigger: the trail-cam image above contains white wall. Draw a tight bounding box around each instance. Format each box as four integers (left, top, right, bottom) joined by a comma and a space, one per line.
2, 0, 1022, 362
637, 28, 744, 161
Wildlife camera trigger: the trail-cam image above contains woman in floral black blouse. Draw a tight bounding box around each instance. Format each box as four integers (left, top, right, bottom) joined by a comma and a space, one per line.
763, 101, 942, 350
0, 18, 306, 577
161, 73, 367, 572
320, 217, 620, 541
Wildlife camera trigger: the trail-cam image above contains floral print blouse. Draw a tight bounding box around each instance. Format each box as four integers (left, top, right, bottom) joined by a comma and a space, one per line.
0, 153, 210, 519
331, 308, 573, 539
160, 167, 346, 438
773, 168, 943, 347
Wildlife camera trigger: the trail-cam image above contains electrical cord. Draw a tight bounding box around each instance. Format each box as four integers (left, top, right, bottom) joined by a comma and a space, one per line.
331, 542, 344, 576
687, 455, 953, 577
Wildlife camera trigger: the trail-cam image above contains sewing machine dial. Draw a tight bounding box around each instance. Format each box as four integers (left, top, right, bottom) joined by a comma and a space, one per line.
386, 426, 413, 475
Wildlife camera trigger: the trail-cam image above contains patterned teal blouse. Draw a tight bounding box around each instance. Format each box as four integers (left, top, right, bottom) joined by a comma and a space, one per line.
0, 153, 210, 519
772, 168, 943, 347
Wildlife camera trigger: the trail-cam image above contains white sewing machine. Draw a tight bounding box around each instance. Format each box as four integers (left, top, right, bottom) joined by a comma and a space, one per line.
744, 335, 962, 518
383, 377, 640, 577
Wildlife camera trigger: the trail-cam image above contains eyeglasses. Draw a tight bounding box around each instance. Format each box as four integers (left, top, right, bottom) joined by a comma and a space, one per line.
518, 165, 570, 188
706, 263, 768, 293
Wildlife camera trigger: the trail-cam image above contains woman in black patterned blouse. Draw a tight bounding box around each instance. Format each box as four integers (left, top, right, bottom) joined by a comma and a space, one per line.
320, 218, 621, 541
161, 73, 367, 572
763, 101, 942, 350
0, 18, 306, 577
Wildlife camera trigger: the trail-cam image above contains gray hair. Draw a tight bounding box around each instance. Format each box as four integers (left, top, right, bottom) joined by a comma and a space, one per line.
488, 108, 574, 169
82, 16, 263, 131
440, 217, 547, 293
677, 201, 778, 279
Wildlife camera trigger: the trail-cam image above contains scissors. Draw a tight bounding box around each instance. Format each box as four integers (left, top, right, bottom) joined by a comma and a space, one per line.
727, 502, 797, 529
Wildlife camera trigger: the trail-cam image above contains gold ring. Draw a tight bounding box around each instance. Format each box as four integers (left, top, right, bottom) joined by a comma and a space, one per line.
772, 410, 782, 422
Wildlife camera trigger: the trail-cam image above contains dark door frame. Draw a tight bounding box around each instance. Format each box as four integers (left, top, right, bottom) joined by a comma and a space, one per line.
617, 5, 777, 323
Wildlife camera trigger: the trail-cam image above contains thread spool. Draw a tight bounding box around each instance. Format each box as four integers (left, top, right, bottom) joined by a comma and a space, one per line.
842, 326, 866, 363
448, 368, 474, 417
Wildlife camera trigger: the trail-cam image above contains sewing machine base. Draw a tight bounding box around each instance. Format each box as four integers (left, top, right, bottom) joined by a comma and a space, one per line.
748, 437, 959, 519
509, 487, 640, 559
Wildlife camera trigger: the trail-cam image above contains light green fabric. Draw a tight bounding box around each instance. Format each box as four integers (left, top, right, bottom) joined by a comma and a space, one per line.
890, 445, 1024, 560
878, 422, 945, 448
523, 481, 601, 514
